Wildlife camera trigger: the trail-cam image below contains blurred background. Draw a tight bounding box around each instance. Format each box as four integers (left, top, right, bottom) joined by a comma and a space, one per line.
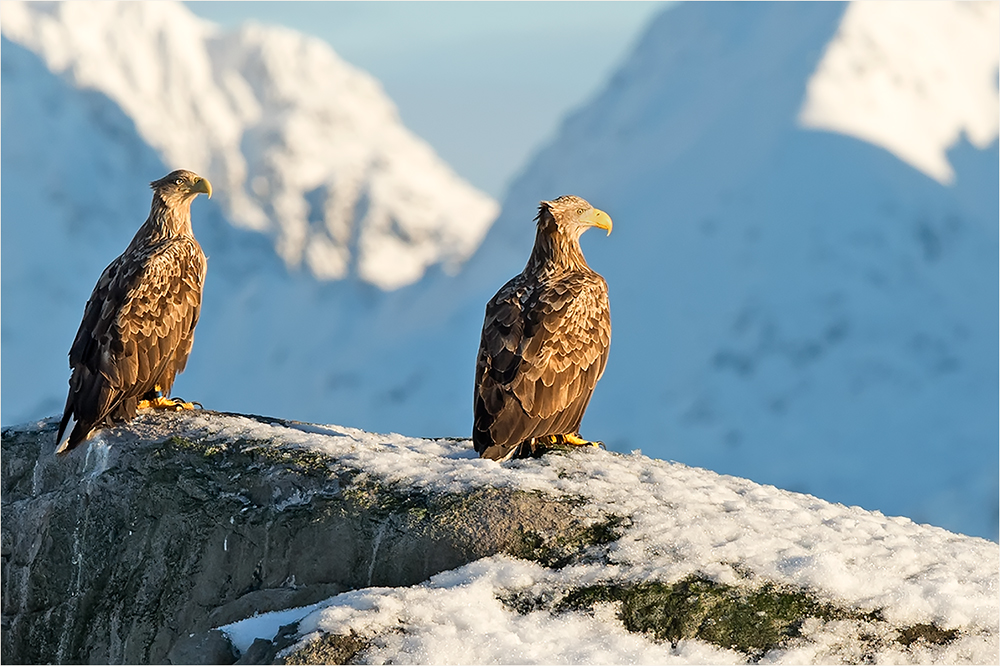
2, 1, 997, 541
186, 1, 668, 199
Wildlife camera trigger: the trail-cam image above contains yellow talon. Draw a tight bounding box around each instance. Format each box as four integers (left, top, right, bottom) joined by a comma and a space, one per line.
543, 433, 603, 448
559, 433, 601, 447
137, 396, 199, 411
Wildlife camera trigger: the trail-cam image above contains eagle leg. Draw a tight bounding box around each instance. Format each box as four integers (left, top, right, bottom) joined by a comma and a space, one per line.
554, 433, 604, 449
137, 386, 201, 411
525, 434, 605, 457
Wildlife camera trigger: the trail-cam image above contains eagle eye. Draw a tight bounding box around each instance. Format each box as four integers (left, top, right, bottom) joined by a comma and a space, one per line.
576, 208, 585, 215
174, 178, 184, 185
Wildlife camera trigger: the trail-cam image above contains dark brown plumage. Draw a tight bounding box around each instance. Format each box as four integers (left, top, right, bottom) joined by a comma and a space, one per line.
55, 169, 211, 454
473, 195, 612, 461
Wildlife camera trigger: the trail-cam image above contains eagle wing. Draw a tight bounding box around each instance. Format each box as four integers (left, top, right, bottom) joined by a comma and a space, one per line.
474, 272, 610, 459
59, 238, 205, 450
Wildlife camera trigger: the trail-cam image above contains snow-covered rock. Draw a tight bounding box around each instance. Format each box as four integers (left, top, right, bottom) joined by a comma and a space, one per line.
0, 0, 497, 287
2, 411, 996, 664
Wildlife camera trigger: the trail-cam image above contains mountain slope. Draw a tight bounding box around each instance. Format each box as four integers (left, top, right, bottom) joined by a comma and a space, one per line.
497, 0, 1000, 538
798, 1, 999, 184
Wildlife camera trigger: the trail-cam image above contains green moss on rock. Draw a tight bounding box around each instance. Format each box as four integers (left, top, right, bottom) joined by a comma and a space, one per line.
498, 511, 628, 569
282, 631, 368, 665
897, 623, 960, 647
534, 576, 962, 660
558, 576, 840, 657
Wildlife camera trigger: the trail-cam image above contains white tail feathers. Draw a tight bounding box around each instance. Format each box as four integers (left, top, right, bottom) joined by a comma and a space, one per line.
55, 417, 77, 455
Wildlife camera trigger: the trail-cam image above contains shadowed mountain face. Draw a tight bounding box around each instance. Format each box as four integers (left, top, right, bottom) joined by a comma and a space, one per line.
1, 0, 496, 430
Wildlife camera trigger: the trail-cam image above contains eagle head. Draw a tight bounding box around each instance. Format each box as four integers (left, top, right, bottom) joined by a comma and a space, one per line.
151, 170, 213, 205
537, 195, 612, 238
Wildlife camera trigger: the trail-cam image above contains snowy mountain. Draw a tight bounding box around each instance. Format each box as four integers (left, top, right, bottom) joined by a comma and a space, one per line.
306, 1, 1000, 541
1, 0, 497, 288
1, 1, 494, 424
4, 411, 997, 664
2, 0, 997, 547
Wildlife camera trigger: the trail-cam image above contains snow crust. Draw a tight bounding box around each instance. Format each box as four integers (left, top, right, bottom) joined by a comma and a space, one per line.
171, 412, 999, 664
0, 0, 497, 289
799, 1, 1000, 184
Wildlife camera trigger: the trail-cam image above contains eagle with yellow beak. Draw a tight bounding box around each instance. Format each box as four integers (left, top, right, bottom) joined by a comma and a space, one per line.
56, 170, 212, 454
474, 195, 612, 461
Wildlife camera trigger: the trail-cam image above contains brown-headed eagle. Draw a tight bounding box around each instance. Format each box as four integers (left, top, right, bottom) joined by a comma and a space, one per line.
56, 170, 211, 454
474, 195, 612, 461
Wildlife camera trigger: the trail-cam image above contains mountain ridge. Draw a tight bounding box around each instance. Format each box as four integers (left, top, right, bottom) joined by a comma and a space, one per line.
0, 0, 498, 288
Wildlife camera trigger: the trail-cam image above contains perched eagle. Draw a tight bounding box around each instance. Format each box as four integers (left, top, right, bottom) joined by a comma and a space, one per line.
473, 195, 612, 461
55, 170, 212, 454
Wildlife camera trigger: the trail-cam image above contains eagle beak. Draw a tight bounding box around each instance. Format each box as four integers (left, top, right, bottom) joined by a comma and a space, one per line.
191, 177, 212, 199
581, 207, 613, 236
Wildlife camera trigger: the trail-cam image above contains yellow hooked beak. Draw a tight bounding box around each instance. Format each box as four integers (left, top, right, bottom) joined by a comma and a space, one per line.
580, 207, 613, 235
191, 176, 212, 199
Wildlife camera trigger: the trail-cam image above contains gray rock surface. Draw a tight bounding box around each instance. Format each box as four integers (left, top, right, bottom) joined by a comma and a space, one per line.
1, 411, 602, 664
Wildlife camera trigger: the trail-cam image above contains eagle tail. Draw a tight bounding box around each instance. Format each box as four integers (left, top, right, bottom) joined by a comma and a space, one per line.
55, 411, 76, 455
55, 370, 106, 455
56, 417, 99, 455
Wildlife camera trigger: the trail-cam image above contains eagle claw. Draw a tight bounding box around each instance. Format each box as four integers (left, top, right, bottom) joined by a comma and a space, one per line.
556, 433, 603, 448
137, 396, 201, 411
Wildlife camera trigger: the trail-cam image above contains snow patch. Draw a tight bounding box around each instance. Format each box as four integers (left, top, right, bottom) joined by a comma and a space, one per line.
288, 558, 744, 665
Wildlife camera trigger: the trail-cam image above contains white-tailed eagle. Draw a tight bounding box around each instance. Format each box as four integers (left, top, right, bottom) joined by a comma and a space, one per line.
473, 195, 612, 461
56, 170, 211, 454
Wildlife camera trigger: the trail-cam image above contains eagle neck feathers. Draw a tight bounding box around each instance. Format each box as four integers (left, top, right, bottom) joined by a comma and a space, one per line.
525, 218, 592, 277
145, 194, 195, 242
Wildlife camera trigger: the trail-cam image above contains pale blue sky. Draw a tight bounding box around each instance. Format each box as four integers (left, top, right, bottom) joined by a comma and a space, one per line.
185, 1, 670, 199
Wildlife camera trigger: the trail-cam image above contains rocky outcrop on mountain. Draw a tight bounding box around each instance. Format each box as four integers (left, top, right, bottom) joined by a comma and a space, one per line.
2, 411, 996, 664
1, 414, 604, 664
